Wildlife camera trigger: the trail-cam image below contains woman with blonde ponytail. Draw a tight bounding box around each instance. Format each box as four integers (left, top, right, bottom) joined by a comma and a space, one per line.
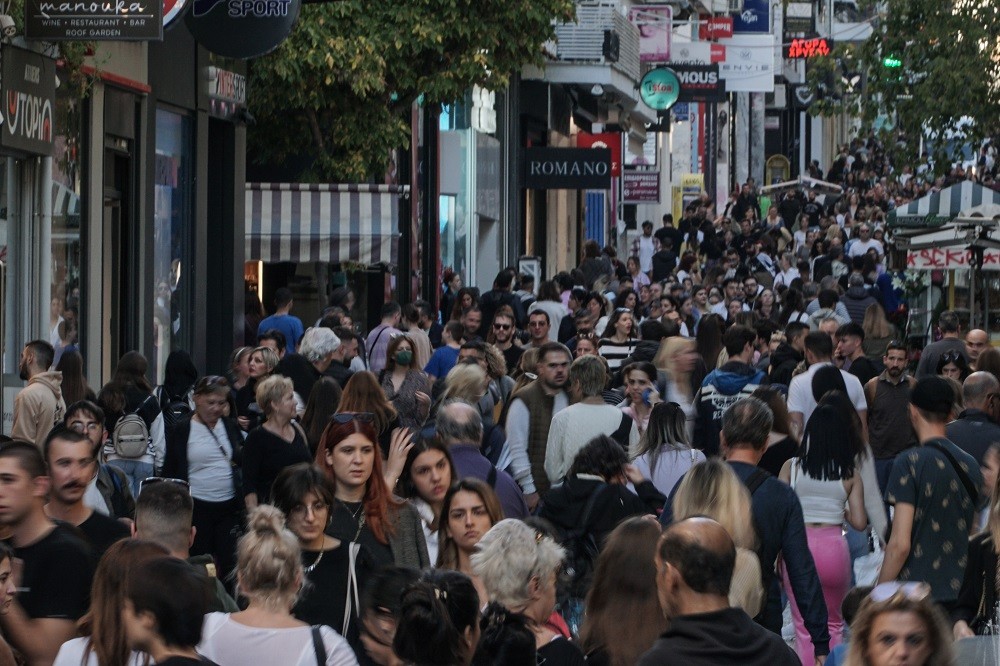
197, 505, 360, 665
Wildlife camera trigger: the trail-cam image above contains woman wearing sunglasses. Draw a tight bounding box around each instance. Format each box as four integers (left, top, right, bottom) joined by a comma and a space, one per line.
316, 414, 430, 571
845, 582, 952, 666
162, 374, 245, 583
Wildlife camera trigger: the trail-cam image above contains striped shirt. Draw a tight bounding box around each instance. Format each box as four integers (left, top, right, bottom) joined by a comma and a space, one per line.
598, 338, 637, 371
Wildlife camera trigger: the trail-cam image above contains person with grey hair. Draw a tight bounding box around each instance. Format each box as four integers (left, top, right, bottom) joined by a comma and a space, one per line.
662, 397, 831, 661
471, 519, 585, 665
841, 272, 879, 324
436, 400, 528, 518
915, 310, 969, 378
544, 355, 639, 484
274, 326, 341, 404
946, 371, 1000, 466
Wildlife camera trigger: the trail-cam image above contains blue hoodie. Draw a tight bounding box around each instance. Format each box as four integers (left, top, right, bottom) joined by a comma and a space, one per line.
695, 361, 767, 456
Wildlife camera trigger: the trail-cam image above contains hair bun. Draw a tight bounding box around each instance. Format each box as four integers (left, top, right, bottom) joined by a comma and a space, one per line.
248, 505, 285, 537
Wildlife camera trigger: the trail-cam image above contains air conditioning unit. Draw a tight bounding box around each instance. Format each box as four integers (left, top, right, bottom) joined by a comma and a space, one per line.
765, 84, 787, 109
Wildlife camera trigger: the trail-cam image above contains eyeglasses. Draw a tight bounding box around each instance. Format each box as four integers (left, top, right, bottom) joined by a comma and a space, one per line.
194, 375, 229, 393
330, 412, 375, 424
139, 477, 191, 495
493, 323, 512, 331
289, 500, 329, 519
614, 307, 631, 314
869, 581, 930, 603
68, 419, 102, 433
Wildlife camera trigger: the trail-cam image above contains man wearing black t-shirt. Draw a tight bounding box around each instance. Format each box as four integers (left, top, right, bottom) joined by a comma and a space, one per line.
43, 426, 129, 559
0, 440, 94, 665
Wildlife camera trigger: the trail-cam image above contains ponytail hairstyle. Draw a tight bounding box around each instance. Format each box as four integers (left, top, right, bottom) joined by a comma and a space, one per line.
394, 569, 480, 666
472, 602, 536, 666
235, 505, 303, 611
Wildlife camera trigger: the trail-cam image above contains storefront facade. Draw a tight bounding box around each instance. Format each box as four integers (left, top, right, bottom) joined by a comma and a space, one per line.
1, 31, 247, 433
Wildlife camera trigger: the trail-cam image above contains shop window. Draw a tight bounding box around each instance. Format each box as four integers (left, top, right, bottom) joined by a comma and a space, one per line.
153, 109, 193, 383
51, 94, 83, 367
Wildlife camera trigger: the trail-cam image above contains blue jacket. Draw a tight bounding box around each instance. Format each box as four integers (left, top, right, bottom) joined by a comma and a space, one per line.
695, 362, 767, 456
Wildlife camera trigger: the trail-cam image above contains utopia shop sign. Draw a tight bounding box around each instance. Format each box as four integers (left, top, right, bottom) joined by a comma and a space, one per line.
24, 0, 163, 40
1, 47, 55, 157
524, 148, 612, 189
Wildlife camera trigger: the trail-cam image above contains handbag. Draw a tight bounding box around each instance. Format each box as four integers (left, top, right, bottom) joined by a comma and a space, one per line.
969, 554, 1000, 635
853, 529, 885, 587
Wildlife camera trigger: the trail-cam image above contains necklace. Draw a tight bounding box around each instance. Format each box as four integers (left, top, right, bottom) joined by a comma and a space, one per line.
303, 549, 324, 573
338, 499, 367, 541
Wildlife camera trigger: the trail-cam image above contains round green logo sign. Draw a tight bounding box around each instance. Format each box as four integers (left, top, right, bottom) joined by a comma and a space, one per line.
640, 68, 681, 111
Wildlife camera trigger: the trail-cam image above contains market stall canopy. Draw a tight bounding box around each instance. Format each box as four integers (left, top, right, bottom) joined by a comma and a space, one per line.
245, 183, 406, 267
888, 181, 1000, 228
960, 202, 1000, 219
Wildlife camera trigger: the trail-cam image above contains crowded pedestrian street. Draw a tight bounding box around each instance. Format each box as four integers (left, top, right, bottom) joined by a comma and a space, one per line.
0, 0, 996, 665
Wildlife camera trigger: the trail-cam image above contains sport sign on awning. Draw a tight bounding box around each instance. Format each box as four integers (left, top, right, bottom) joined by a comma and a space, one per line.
906, 247, 1000, 270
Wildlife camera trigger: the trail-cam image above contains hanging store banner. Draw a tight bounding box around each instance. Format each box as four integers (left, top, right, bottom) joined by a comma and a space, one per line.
25, 0, 163, 40
639, 68, 682, 111
698, 15, 733, 40
784, 2, 815, 33
671, 64, 724, 103
185, 0, 300, 58
630, 5, 672, 63
733, 0, 770, 33
718, 34, 776, 92
577, 132, 622, 177
524, 147, 612, 190
0, 46, 56, 156
907, 247, 1000, 270
623, 171, 660, 203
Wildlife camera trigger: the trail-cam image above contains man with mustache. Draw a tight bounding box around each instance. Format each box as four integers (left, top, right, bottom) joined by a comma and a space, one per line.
44, 425, 130, 559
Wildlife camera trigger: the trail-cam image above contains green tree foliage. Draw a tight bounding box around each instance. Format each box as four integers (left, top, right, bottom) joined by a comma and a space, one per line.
805, 0, 1000, 174
247, 0, 575, 182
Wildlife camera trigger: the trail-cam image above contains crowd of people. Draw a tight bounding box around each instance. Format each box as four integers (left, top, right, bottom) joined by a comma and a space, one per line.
1, 147, 999, 665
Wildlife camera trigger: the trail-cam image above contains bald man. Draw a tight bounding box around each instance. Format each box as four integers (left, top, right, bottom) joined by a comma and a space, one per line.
946, 371, 1000, 466
966, 329, 989, 370
640, 517, 798, 665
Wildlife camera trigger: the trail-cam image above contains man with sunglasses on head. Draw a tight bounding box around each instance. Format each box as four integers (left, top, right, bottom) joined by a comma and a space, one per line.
0, 440, 94, 666
65, 399, 135, 520
132, 478, 239, 612
43, 426, 130, 559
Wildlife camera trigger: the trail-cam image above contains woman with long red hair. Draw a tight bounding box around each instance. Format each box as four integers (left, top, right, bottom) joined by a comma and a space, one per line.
316, 414, 430, 571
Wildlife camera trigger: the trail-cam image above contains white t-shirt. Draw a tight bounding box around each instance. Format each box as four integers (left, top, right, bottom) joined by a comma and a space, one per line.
787, 362, 867, 426
54, 638, 145, 666
188, 420, 237, 502
638, 235, 656, 272
199, 613, 359, 666
848, 238, 884, 258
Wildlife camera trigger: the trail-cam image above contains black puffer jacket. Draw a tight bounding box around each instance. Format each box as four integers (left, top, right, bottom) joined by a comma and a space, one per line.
769, 342, 802, 387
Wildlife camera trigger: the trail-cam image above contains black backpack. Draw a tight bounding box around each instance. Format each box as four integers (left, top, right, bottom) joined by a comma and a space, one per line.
157, 386, 193, 437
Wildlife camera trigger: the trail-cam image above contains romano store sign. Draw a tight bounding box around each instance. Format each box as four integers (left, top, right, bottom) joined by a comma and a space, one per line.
524, 147, 612, 190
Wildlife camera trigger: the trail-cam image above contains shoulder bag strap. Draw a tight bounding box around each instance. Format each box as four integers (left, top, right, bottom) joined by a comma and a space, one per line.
291, 420, 308, 447
367, 325, 389, 366
342, 542, 361, 638
790, 461, 799, 491
925, 441, 979, 506
311, 625, 327, 666
578, 483, 608, 533
610, 413, 632, 447
744, 468, 771, 496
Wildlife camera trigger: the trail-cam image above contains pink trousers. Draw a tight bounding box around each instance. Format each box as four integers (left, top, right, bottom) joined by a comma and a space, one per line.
781, 525, 850, 665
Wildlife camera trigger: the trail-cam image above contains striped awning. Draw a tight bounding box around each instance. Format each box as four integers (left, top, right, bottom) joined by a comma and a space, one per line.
245, 182, 406, 266
888, 182, 1000, 227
